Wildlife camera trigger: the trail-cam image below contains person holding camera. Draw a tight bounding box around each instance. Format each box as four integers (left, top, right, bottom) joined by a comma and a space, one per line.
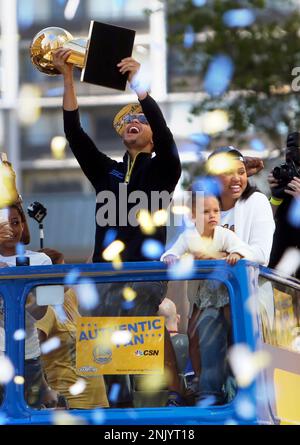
268, 132, 300, 279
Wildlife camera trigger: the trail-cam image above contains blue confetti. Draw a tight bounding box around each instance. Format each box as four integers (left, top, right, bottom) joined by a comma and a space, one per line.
64, 268, 81, 285
288, 198, 300, 228
190, 133, 211, 148
109, 383, 121, 403
250, 139, 265, 152
196, 395, 216, 407
16, 243, 25, 257
184, 25, 195, 49
77, 278, 100, 311
204, 54, 234, 97
192, 0, 207, 6
115, 0, 125, 7
0, 413, 7, 425
277, 122, 288, 135
91, 409, 106, 425
141, 239, 164, 260
234, 393, 256, 420
122, 300, 135, 311
223, 9, 256, 28
103, 229, 118, 249
192, 176, 223, 197
167, 256, 195, 280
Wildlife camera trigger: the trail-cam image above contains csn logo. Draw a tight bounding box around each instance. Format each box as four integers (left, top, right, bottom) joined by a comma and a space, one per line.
135, 350, 159, 357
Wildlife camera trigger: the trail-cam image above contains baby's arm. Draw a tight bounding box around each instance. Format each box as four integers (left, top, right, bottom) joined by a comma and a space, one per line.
161, 232, 189, 264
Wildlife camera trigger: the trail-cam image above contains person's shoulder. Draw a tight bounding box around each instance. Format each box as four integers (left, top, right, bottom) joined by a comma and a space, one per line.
244, 191, 270, 205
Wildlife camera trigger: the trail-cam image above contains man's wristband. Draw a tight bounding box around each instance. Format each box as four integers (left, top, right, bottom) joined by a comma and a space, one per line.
269, 196, 283, 206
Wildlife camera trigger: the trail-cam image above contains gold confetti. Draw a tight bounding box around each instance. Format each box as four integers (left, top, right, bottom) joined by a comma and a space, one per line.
51, 136, 67, 160
201, 110, 229, 135
206, 152, 237, 175
153, 209, 168, 226
18, 85, 41, 126
14, 376, 25, 385
137, 209, 155, 235
123, 287, 137, 302
102, 240, 125, 261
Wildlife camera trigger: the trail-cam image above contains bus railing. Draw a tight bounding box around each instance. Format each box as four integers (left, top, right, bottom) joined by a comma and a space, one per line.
0, 260, 260, 425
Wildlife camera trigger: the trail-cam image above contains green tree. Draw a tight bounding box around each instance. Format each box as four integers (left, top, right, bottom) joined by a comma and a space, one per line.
166, 0, 300, 149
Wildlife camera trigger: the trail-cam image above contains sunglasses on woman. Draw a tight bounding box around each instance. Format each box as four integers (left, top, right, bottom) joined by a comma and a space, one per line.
123, 114, 149, 125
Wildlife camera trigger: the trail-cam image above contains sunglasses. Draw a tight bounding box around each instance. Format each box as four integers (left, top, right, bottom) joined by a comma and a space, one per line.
123, 114, 149, 125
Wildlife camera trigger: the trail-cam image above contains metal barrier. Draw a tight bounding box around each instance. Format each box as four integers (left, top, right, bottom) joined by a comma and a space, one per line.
0, 260, 258, 425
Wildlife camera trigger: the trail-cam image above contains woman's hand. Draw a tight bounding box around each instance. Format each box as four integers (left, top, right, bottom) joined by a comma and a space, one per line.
244, 157, 264, 177
285, 176, 300, 197
0, 222, 13, 243
226, 252, 242, 265
163, 255, 178, 265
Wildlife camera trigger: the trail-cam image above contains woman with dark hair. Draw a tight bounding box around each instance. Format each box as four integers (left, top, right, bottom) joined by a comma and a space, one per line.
0, 205, 55, 408
187, 146, 275, 405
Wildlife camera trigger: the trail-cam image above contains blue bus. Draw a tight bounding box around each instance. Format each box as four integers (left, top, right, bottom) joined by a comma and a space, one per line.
0, 259, 299, 425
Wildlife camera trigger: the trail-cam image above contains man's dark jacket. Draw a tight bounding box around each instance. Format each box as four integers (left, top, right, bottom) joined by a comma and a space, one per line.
64, 94, 181, 262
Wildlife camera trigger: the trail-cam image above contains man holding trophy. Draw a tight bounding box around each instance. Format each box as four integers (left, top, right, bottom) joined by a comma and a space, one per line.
41, 21, 184, 407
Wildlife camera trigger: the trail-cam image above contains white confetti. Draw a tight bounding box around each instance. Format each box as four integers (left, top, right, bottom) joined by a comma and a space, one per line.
52, 411, 86, 425
234, 395, 256, 420
41, 337, 61, 355
69, 379, 87, 396
76, 278, 99, 311
228, 343, 270, 388
13, 329, 26, 341
14, 375, 25, 385
275, 248, 300, 277
0, 355, 15, 384
167, 254, 194, 280
111, 330, 132, 346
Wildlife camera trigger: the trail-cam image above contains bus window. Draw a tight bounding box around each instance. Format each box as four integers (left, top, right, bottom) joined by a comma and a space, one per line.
257, 275, 300, 425
258, 276, 300, 353
25, 277, 233, 410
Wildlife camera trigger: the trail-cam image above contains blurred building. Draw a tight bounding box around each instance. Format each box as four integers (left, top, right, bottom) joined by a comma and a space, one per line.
0, 0, 277, 261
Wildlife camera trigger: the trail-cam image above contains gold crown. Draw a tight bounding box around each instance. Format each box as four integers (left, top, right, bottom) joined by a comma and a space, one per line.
113, 103, 143, 136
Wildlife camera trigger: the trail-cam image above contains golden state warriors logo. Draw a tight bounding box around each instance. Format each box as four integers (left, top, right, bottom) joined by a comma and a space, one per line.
93, 345, 112, 364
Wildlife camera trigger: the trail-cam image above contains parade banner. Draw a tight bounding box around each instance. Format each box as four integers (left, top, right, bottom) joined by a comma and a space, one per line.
76, 316, 164, 375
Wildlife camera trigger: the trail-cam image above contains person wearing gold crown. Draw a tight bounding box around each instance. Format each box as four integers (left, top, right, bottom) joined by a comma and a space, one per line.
52, 49, 184, 407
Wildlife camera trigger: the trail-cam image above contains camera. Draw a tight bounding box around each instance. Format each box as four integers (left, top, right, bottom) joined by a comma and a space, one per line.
271, 132, 300, 199
27, 202, 47, 223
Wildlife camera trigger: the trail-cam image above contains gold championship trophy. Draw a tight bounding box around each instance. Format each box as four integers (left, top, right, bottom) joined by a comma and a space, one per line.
0, 153, 30, 244
30, 21, 136, 90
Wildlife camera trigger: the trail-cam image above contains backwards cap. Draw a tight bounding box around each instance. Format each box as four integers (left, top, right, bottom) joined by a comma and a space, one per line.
113, 103, 143, 136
